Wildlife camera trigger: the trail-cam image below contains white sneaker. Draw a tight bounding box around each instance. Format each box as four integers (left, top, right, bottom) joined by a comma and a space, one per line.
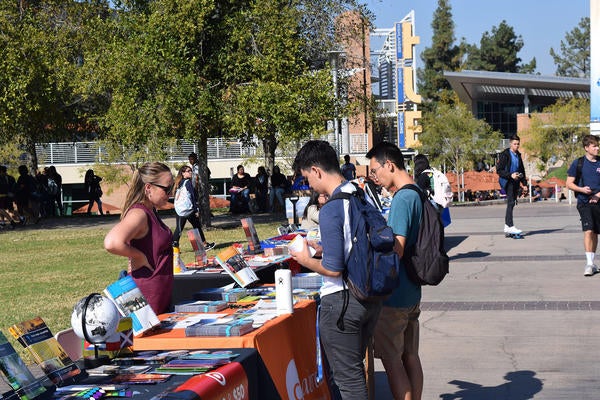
504, 224, 510, 233
584, 264, 598, 276
506, 226, 522, 235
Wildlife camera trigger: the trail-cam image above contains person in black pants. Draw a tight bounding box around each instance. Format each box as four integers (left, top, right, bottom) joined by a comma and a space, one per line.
172, 166, 215, 250
496, 135, 527, 235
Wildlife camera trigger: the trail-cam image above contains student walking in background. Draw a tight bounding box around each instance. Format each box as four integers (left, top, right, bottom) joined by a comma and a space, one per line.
340, 154, 356, 181
566, 134, 600, 277
84, 169, 104, 216
496, 135, 527, 235
171, 166, 215, 251
104, 162, 174, 315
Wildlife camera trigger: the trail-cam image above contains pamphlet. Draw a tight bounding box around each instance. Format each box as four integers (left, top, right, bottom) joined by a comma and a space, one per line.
8, 317, 81, 385
240, 218, 262, 254
103, 275, 160, 336
0, 331, 46, 400
214, 246, 259, 288
187, 229, 207, 266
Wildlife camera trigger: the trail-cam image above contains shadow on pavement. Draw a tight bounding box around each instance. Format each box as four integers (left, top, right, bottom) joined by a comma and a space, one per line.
522, 228, 562, 237
449, 251, 491, 261
439, 370, 543, 400
445, 235, 467, 251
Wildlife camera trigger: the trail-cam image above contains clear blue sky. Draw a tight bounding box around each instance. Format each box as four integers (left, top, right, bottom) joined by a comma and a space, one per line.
364, 0, 589, 75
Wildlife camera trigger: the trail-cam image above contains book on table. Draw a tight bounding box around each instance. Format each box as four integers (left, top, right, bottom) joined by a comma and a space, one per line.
103, 275, 160, 336
7, 317, 81, 385
214, 246, 259, 288
240, 217, 262, 254
184, 317, 255, 337
187, 228, 207, 267
0, 330, 47, 400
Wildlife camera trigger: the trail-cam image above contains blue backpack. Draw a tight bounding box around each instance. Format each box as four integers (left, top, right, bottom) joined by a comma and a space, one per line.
328, 186, 401, 328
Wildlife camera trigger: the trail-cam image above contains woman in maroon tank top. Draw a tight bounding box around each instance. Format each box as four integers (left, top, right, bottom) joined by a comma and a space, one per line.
104, 162, 174, 314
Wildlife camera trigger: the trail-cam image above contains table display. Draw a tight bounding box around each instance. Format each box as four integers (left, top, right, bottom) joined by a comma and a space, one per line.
133, 300, 330, 400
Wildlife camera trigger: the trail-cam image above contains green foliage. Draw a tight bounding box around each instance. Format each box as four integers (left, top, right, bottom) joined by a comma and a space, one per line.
0, 218, 283, 361
417, 0, 462, 104
522, 98, 590, 173
547, 165, 567, 181
418, 102, 502, 173
550, 17, 590, 78
464, 20, 535, 73
221, 0, 337, 172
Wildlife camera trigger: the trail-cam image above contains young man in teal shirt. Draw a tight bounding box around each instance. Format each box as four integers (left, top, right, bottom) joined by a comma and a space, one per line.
366, 141, 423, 400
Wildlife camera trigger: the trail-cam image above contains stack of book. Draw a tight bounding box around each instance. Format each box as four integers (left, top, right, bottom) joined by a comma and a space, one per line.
184, 318, 254, 337
174, 300, 228, 313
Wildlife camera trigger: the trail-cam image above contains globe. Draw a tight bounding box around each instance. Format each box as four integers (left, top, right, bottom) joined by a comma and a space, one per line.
71, 294, 120, 344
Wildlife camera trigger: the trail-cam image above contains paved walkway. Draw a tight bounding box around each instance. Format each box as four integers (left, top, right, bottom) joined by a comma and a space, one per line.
373, 201, 598, 399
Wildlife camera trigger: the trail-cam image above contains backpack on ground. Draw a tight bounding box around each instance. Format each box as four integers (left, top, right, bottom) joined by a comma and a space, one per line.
174, 180, 194, 217
400, 184, 449, 286
328, 187, 401, 301
423, 168, 452, 208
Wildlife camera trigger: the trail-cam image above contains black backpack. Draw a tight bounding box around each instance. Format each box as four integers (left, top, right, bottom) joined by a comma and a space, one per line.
400, 184, 449, 286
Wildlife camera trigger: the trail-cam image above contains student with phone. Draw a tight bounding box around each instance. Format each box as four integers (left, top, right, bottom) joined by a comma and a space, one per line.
497, 135, 527, 236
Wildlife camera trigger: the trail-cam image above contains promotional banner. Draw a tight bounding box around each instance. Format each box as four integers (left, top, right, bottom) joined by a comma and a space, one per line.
174, 362, 249, 400
254, 302, 330, 400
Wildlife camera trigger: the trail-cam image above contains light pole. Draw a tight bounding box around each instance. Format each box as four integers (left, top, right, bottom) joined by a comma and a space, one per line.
328, 50, 344, 156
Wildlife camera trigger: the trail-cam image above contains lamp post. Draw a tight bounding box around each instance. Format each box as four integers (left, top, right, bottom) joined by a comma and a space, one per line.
328, 50, 344, 156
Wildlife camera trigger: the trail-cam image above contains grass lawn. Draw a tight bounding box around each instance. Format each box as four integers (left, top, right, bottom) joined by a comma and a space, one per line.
0, 217, 283, 362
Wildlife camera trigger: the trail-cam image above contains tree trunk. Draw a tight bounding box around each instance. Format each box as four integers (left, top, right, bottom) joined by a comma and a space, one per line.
26, 135, 38, 173
262, 131, 278, 175
196, 136, 212, 227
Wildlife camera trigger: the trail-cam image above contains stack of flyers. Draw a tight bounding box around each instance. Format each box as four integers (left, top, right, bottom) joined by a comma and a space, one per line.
111, 350, 188, 366
221, 288, 247, 302
182, 350, 239, 360
111, 373, 171, 384
184, 318, 254, 337
154, 359, 231, 375
85, 365, 151, 376
173, 300, 228, 313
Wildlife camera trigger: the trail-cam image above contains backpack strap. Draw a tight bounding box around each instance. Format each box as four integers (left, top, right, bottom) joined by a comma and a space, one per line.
575, 156, 585, 186
398, 183, 427, 204
326, 185, 364, 331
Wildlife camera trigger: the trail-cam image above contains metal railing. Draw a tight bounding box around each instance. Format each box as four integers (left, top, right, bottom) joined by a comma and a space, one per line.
35, 134, 370, 165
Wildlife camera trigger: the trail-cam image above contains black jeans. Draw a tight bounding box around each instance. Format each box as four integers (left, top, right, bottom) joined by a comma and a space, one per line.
504, 180, 519, 227
172, 213, 206, 247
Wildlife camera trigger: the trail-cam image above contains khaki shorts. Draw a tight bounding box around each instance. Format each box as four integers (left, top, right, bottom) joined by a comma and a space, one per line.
373, 304, 420, 361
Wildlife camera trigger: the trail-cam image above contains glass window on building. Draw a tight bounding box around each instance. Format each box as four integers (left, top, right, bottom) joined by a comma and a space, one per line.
477, 101, 523, 139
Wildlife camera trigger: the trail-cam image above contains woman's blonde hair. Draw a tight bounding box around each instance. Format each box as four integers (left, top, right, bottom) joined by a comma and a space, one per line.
121, 162, 172, 219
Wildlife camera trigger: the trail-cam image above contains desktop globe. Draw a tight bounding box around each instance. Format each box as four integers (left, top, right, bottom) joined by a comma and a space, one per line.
71, 293, 120, 345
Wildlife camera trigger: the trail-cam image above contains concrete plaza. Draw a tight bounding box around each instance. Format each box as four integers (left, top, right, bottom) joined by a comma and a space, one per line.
374, 200, 599, 399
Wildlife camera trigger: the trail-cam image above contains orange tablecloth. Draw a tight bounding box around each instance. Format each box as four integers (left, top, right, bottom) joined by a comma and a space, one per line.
134, 300, 330, 400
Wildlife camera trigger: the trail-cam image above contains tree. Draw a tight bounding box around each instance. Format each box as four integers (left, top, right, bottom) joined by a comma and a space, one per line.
550, 17, 590, 78
0, 1, 101, 170
464, 20, 536, 73
418, 102, 502, 198
417, 0, 462, 105
522, 98, 590, 175
221, 0, 342, 173
79, 0, 245, 225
